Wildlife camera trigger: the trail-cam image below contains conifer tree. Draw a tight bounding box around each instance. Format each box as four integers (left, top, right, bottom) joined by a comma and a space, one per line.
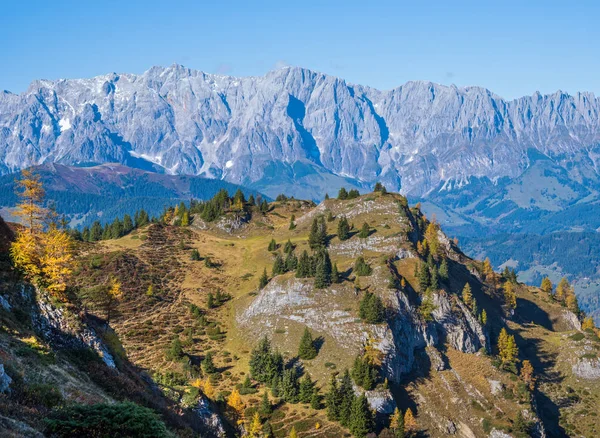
191, 248, 201, 261
359, 291, 385, 324
272, 253, 285, 276
374, 182, 384, 192
299, 373, 315, 403
268, 238, 277, 251
296, 250, 311, 278
354, 256, 372, 276
332, 263, 340, 284
390, 407, 405, 438
325, 374, 341, 421
202, 352, 216, 374
248, 411, 262, 438
480, 309, 488, 326
288, 426, 298, 438
424, 222, 440, 259
418, 262, 430, 292
350, 394, 374, 437
327, 211, 334, 222
462, 283, 473, 308
227, 388, 244, 414
582, 317, 596, 331
540, 277, 553, 296
404, 409, 417, 435
289, 214, 296, 230
337, 215, 350, 240
503, 282, 517, 310
430, 265, 439, 290
285, 251, 298, 271
338, 369, 354, 427
520, 360, 536, 390
284, 239, 293, 254
262, 421, 274, 438
314, 250, 332, 288
260, 390, 272, 416
348, 189, 360, 199
358, 222, 370, 238
497, 328, 518, 369
259, 268, 269, 289
439, 257, 449, 282
298, 327, 318, 360
207, 292, 215, 309
280, 367, 300, 403
338, 187, 349, 200
310, 387, 321, 409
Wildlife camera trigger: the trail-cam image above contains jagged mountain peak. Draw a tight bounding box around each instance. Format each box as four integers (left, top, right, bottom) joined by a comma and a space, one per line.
3, 65, 600, 198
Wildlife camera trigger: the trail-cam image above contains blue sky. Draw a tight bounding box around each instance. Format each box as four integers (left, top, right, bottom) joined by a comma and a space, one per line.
1, 0, 598, 99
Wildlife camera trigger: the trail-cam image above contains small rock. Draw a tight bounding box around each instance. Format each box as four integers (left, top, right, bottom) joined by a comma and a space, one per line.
0, 295, 11, 311
572, 357, 600, 379
488, 379, 503, 395
0, 364, 12, 393
489, 429, 512, 438
445, 420, 457, 434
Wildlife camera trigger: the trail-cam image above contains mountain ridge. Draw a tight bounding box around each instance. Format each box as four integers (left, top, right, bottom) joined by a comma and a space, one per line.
3, 64, 600, 200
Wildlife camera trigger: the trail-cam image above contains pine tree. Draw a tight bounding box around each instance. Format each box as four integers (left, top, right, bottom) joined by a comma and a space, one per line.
296, 250, 311, 278
298, 327, 318, 360
260, 390, 272, 416
289, 214, 296, 230
259, 268, 269, 289
166, 337, 184, 360
280, 367, 300, 403
350, 394, 374, 438
430, 265, 439, 290
359, 291, 385, 324
358, 222, 370, 238
268, 238, 277, 251
202, 352, 216, 374
462, 283, 473, 308
325, 374, 341, 420
337, 216, 350, 240
354, 256, 372, 276
314, 250, 332, 289
439, 257, 449, 282
332, 263, 340, 284
207, 292, 216, 309
348, 189, 360, 199
272, 253, 285, 276
285, 251, 298, 271
374, 182, 384, 192
299, 374, 315, 403
310, 387, 321, 409
191, 249, 201, 261
418, 262, 431, 292
338, 187, 349, 200
338, 370, 354, 427
283, 239, 294, 254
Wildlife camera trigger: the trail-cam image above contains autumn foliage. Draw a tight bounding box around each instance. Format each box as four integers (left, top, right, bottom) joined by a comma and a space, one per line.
10, 170, 73, 299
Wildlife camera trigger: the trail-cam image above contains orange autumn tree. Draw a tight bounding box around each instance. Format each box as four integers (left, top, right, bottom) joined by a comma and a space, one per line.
10, 169, 73, 299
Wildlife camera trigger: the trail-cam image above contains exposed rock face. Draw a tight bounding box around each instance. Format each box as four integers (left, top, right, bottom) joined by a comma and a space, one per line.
3, 65, 600, 198
561, 310, 582, 331
27, 286, 116, 368
0, 364, 12, 393
363, 388, 396, 414
0, 294, 11, 311
572, 357, 600, 379
193, 397, 226, 437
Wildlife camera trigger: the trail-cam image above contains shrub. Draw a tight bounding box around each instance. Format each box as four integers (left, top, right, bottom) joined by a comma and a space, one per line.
44, 402, 169, 437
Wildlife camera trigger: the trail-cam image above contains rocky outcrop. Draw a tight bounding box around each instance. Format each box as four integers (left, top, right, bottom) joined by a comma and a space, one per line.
363, 388, 396, 414
193, 397, 226, 437
432, 292, 486, 353
0, 364, 12, 393
561, 310, 582, 331
572, 357, 600, 379
27, 287, 116, 368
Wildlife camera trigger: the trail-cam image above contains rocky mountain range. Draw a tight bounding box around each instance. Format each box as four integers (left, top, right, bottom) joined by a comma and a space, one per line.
3, 64, 600, 200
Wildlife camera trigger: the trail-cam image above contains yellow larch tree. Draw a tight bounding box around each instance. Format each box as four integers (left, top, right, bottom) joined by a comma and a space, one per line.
540, 277, 553, 296
424, 221, 440, 259
288, 426, 298, 438
105, 277, 123, 325
462, 283, 473, 308
503, 282, 517, 310
248, 411, 262, 438
520, 360, 536, 390
555, 277, 569, 303
582, 317, 596, 331
404, 408, 417, 434
227, 388, 244, 414
40, 224, 74, 298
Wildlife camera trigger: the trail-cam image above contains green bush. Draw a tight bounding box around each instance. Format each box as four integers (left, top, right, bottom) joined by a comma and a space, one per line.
24, 383, 64, 409
44, 402, 169, 437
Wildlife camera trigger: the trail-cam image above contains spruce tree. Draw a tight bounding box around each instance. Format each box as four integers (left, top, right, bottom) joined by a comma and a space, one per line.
272, 253, 285, 276
259, 268, 269, 289
299, 374, 315, 403
314, 250, 332, 289
337, 216, 350, 241
259, 390, 272, 416
268, 238, 277, 251
338, 187, 348, 200
123, 214, 133, 234
358, 222, 370, 238
285, 251, 298, 271
350, 394, 374, 438
418, 262, 430, 292
298, 327, 318, 360
348, 189, 360, 199
439, 257, 449, 282
430, 265, 439, 290
280, 367, 300, 403
354, 256, 372, 276
359, 291, 385, 324
207, 292, 216, 309
325, 374, 341, 421
310, 387, 321, 409
338, 369, 355, 427
296, 250, 311, 278
332, 263, 340, 284
191, 248, 201, 261
289, 214, 296, 230
283, 239, 293, 253
202, 352, 216, 374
